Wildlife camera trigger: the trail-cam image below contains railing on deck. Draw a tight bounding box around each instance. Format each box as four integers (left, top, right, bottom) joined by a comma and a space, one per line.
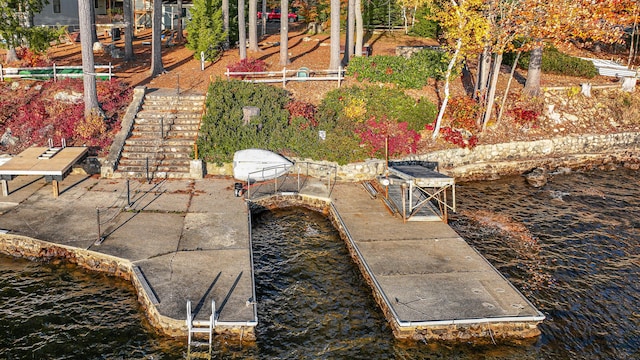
246, 161, 337, 199
0, 63, 114, 82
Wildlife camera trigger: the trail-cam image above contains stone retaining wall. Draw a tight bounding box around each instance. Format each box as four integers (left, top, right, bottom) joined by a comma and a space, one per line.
217, 132, 640, 183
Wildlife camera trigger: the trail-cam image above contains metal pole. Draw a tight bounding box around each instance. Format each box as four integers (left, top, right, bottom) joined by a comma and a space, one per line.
401, 183, 406, 223
126, 179, 131, 206
146, 157, 150, 183
160, 117, 164, 139
96, 208, 102, 243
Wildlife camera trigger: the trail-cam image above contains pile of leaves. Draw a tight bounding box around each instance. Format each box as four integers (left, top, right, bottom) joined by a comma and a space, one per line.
0, 78, 131, 156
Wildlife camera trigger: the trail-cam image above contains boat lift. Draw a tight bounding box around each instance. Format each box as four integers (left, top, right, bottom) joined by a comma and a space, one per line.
379, 162, 456, 223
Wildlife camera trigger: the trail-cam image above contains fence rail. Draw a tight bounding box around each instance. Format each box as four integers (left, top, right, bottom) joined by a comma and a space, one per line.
224, 67, 345, 88
0, 63, 114, 82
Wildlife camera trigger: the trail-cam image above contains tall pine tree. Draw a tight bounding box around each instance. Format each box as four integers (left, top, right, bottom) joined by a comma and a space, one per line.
186, 0, 226, 61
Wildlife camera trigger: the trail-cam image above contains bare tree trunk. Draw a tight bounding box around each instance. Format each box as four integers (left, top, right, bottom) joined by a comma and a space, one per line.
124, 0, 135, 61
481, 52, 503, 131
329, 0, 341, 69
343, 0, 355, 64
223, 0, 230, 48
150, 0, 164, 77
248, 0, 259, 51
497, 51, 520, 124
238, 0, 247, 59
432, 38, 462, 139
355, 0, 363, 57
402, 7, 408, 34
522, 44, 543, 97
176, 0, 184, 42
6, 46, 18, 63
261, 0, 266, 37
90, 2, 98, 44
474, 45, 491, 100
279, 0, 289, 65
79, 0, 102, 118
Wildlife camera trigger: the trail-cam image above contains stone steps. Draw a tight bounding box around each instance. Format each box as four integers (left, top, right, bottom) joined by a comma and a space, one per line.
115, 90, 204, 179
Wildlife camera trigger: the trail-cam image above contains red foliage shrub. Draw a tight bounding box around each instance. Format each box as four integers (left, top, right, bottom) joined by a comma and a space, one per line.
510, 107, 540, 128
226, 58, 267, 78
445, 96, 481, 131
357, 116, 420, 158
286, 100, 317, 130
15, 47, 52, 67
0, 78, 131, 156
426, 124, 479, 149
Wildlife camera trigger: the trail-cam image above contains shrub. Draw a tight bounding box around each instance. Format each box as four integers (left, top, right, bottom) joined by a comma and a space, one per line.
197, 79, 296, 164
445, 96, 481, 131
409, 6, 439, 39
347, 49, 449, 88
506, 46, 598, 78
15, 47, 52, 67
317, 86, 437, 132
509, 107, 540, 128
0, 78, 130, 156
356, 116, 421, 158
427, 124, 478, 149
185, 0, 226, 61
226, 58, 267, 78
285, 100, 317, 130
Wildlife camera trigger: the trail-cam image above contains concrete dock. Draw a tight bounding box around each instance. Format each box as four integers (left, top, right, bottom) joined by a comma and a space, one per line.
0, 174, 257, 339
0, 173, 544, 343
330, 183, 544, 340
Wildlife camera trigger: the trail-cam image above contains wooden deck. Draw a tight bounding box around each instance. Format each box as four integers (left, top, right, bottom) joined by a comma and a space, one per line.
0, 147, 88, 197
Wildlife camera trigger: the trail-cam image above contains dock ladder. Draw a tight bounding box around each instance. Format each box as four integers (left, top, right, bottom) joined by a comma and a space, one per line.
186, 299, 216, 358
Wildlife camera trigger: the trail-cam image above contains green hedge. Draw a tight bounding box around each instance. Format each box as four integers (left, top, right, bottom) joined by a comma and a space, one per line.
504, 46, 598, 78
346, 49, 449, 89
197, 79, 308, 164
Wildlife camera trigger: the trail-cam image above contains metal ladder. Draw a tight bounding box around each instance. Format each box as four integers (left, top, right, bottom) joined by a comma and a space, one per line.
186, 299, 216, 358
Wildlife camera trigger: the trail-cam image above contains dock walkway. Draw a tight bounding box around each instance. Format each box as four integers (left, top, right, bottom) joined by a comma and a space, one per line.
330, 183, 544, 340
0, 175, 257, 338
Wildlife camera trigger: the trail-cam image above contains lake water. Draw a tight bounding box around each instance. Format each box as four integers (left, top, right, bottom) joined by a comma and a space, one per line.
1, 168, 639, 359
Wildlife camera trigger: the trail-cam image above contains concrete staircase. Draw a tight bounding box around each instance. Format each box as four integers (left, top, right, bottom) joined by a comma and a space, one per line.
115, 90, 205, 179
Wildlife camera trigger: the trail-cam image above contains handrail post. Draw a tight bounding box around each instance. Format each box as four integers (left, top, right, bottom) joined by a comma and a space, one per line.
53, 63, 57, 82
109, 62, 112, 80
0, 63, 3, 82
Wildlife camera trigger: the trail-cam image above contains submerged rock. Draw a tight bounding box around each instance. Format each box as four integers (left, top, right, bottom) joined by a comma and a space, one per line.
524, 167, 548, 188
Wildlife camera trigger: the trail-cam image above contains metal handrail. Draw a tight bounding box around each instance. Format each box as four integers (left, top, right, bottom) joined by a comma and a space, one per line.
245, 161, 337, 200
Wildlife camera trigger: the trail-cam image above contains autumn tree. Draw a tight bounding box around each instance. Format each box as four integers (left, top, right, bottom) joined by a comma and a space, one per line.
522, 0, 634, 96
430, 0, 488, 138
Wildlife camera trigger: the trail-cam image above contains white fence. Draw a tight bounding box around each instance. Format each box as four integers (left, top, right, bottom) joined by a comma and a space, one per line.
224, 67, 345, 88
0, 63, 114, 82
